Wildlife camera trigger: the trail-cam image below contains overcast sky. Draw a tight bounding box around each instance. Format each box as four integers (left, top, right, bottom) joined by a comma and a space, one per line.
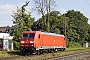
0, 0, 90, 27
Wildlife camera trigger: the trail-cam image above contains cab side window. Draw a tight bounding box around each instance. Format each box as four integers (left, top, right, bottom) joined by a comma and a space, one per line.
38, 34, 40, 39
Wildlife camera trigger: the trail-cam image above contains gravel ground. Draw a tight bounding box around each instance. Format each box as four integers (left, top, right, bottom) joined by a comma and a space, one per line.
11, 51, 90, 60
46, 51, 90, 60
0, 51, 90, 60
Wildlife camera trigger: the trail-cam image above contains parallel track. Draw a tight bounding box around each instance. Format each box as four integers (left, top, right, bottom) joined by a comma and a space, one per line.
0, 50, 90, 60
42, 51, 90, 60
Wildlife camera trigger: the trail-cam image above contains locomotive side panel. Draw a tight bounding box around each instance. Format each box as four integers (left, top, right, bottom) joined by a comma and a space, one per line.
42, 35, 59, 45
35, 32, 66, 50
41, 34, 66, 49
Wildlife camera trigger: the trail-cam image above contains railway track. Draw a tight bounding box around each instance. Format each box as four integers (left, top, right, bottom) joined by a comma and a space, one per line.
0, 50, 90, 60
42, 51, 90, 60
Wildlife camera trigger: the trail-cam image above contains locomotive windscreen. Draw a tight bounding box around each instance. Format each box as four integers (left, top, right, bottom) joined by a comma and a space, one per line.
22, 33, 35, 38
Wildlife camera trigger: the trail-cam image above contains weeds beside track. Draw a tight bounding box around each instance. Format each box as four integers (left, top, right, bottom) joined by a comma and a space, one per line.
0, 48, 89, 60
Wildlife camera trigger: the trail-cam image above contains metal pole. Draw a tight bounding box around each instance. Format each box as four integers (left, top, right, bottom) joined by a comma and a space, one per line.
63, 14, 67, 41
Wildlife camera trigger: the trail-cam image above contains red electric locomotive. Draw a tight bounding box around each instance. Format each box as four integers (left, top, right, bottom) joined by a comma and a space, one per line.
20, 31, 66, 54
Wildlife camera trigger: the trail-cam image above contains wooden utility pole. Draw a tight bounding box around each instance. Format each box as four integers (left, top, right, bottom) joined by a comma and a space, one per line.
47, 0, 50, 32
63, 14, 67, 41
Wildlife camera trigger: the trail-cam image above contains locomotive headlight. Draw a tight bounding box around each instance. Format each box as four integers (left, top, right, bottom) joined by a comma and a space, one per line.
21, 45, 24, 46
21, 41, 24, 43
30, 41, 34, 43
31, 45, 33, 46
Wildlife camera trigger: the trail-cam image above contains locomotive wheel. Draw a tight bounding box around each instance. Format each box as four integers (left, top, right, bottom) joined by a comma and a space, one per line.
21, 49, 25, 52
55, 49, 58, 52
62, 48, 66, 51
36, 50, 40, 55
40, 50, 43, 54
61, 48, 64, 51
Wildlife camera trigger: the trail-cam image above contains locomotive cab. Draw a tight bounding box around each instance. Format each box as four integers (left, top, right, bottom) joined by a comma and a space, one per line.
21, 33, 35, 47
20, 31, 41, 52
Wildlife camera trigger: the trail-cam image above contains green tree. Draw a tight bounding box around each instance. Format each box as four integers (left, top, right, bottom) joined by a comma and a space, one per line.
32, 10, 89, 48
11, 2, 34, 50
33, 0, 56, 32
87, 24, 90, 42
65, 10, 89, 44
54, 28, 60, 34
32, 11, 61, 32
32, 11, 69, 35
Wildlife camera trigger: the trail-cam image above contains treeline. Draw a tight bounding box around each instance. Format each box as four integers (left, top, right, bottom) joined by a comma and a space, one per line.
11, 1, 90, 49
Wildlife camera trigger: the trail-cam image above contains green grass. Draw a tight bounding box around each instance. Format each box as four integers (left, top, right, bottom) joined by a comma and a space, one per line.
0, 47, 89, 59
66, 47, 86, 50
33, 47, 90, 60
0, 51, 10, 58
66, 47, 90, 51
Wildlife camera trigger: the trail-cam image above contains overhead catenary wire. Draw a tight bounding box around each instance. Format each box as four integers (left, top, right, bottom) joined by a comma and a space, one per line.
85, 0, 90, 6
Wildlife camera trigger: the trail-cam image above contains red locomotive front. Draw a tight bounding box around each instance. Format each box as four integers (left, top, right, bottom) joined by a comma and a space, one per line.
20, 31, 36, 52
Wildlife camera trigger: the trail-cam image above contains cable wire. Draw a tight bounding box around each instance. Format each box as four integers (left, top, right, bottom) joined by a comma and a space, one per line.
85, 0, 90, 6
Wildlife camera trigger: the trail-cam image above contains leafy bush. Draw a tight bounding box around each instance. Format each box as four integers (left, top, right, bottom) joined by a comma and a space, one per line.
0, 51, 10, 57
13, 41, 20, 50
68, 41, 82, 48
